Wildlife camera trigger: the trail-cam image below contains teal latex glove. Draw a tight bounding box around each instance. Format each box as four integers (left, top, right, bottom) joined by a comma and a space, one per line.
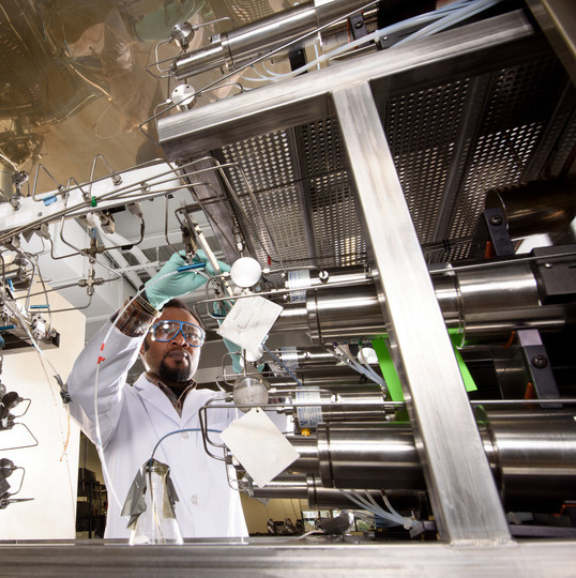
145, 249, 230, 310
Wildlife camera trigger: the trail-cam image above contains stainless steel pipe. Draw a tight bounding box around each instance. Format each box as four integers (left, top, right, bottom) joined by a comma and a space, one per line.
171, 0, 371, 80
248, 473, 425, 511
286, 411, 576, 509
275, 260, 570, 343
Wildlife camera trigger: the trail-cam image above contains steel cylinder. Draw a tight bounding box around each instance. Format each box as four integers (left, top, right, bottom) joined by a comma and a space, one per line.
171, 0, 370, 79
485, 178, 576, 238
317, 422, 424, 490
248, 473, 424, 511
275, 260, 570, 343
305, 284, 385, 342
477, 409, 576, 510
286, 411, 576, 509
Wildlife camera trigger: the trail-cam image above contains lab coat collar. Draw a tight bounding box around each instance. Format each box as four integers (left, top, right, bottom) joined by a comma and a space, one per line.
133, 373, 182, 426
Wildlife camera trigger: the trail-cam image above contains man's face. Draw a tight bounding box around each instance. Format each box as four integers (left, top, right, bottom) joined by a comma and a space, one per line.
140, 307, 202, 387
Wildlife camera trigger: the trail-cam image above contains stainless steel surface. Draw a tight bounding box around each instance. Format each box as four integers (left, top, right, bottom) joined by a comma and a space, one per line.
480, 410, 576, 509
274, 258, 570, 343
305, 285, 385, 342
527, 0, 576, 86
455, 261, 540, 340
485, 178, 576, 238
171, 0, 370, 79
172, 0, 372, 80
249, 473, 423, 511
332, 81, 511, 544
285, 413, 576, 508
316, 423, 424, 491
158, 11, 535, 156
1, 539, 576, 577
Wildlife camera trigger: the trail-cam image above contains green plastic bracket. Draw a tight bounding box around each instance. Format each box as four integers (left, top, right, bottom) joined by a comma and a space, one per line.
372, 330, 477, 402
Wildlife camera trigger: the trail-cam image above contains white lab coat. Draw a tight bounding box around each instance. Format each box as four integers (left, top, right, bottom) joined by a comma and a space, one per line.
66, 319, 248, 540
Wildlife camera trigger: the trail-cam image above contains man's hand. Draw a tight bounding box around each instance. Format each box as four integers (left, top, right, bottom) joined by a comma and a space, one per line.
144, 250, 230, 310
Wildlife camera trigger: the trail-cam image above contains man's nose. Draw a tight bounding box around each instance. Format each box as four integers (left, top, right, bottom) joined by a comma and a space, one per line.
171, 330, 189, 346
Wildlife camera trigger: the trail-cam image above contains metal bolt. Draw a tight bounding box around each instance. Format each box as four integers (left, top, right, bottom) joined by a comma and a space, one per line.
319, 271, 330, 283
544, 263, 553, 269
489, 215, 503, 226
531, 355, 548, 369
354, 20, 363, 29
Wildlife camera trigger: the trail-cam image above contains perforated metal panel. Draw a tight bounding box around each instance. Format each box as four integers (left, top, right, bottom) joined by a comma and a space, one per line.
210, 48, 575, 272
449, 57, 569, 259
299, 119, 366, 268
219, 119, 368, 273
386, 79, 470, 246
220, 131, 311, 268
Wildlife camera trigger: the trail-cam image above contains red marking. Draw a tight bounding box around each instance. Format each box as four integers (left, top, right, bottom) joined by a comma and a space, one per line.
100, 343, 105, 351
97, 356, 106, 365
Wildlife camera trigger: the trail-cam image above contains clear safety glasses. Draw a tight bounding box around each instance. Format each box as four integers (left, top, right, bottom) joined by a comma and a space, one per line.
150, 320, 205, 347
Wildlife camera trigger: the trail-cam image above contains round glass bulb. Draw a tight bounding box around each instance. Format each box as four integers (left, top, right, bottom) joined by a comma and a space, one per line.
230, 257, 262, 288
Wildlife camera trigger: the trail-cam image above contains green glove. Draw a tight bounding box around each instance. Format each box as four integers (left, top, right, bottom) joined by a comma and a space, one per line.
145, 250, 230, 310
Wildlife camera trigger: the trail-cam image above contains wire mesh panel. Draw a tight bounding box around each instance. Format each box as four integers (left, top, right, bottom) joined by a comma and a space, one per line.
385, 78, 471, 246
383, 54, 573, 262
220, 130, 311, 269
298, 118, 367, 268
449, 57, 570, 259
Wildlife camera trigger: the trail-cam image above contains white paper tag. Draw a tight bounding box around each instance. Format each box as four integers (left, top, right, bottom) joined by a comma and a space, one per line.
216, 296, 283, 353
220, 408, 300, 488
286, 270, 311, 302
295, 387, 322, 428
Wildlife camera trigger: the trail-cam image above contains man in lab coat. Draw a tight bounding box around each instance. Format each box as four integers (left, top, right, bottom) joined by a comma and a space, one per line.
66, 252, 249, 539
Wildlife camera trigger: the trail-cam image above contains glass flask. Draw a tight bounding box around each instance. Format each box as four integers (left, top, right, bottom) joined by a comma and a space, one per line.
129, 460, 183, 545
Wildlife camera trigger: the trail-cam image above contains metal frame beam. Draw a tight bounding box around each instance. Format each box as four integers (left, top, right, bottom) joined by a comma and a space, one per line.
332, 81, 511, 544
158, 11, 535, 158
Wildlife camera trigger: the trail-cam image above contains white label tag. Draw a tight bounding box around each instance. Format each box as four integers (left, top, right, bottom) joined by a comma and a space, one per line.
220, 408, 300, 488
296, 387, 322, 428
287, 270, 311, 303
216, 296, 283, 353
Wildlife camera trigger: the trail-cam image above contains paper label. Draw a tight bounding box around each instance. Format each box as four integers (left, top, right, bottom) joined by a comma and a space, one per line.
216, 296, 283, 353
286, 270, 311, 303
296, 387, 322, 428
220, 408, 300, 488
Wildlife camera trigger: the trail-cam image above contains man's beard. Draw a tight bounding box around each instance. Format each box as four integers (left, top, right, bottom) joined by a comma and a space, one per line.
159, 356, 194, 384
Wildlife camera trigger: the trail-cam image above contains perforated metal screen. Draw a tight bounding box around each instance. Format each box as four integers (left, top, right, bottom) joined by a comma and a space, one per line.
214, 53, 576, 274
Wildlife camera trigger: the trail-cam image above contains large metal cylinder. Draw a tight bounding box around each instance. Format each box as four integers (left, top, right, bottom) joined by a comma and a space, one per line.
485, 178, 576, 238
275, 260, 570, 343
477, 409, 576, 510
286, 411, 576, 510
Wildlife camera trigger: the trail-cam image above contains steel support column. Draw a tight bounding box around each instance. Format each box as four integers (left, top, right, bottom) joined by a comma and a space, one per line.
332, 81, 512, 545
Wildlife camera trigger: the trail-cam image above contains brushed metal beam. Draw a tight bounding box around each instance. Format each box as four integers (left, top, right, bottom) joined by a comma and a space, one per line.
331, 81, 511, 545
158, 11, 534, 159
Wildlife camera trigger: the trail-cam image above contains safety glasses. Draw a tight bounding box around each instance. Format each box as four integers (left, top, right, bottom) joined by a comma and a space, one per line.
150, 320, 205, 347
